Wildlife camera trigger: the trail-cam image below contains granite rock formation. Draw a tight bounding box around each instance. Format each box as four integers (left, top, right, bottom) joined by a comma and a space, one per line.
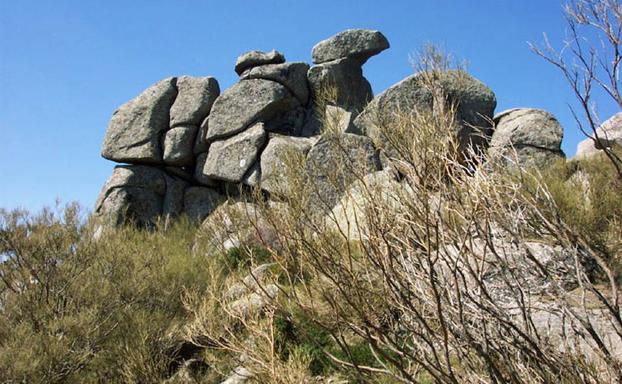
95, 28, 566, 229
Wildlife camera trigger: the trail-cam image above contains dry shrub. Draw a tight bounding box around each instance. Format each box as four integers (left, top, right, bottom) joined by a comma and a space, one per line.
189, 48, 622, 383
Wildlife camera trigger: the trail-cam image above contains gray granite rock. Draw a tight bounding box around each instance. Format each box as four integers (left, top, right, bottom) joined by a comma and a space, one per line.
575, 112, 622, 159
308, 57, 373, 117
324, 105, 359, 134
169, 76, 220, 127
263, 106, 307, 136
489, 108, 564, 166
355, 70, 496, 159
102, 77, 177, 164
201, 122, 268, 183
328, 169, 403, 240
240, 62, 310, 105
306, 133, 382, 210
194, 117, 210, 154
257, 135, 316, 195
312, 29, 390, 64
94, 165, 168, 227
183, 186, 225, 222
234, 50, 285, 75
163, 125, 197, 166
204, 79, 299, 143
193, 153, 219, 186
162, 174, 188, 219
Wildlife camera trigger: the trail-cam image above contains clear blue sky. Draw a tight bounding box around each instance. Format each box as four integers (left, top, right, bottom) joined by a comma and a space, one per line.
1, 0, 618, 212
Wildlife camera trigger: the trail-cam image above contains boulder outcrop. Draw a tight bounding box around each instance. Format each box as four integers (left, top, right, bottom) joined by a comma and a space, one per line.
94, 28, 565, 230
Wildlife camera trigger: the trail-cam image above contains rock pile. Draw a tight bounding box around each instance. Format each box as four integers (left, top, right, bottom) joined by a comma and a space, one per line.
94, 28, 569, 228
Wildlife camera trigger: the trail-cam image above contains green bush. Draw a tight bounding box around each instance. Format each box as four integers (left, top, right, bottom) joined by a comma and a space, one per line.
0, 205, 214, 383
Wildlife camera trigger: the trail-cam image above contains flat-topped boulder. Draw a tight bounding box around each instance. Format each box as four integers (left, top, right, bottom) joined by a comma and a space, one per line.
234, 50, 285, 75
202, 79, 299, 143
162, 125, 197, 166
305, 133, 382, 210
312, 29, 389, 64
254, 135, 316, 195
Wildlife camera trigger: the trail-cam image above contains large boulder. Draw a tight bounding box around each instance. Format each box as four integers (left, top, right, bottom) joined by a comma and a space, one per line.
234, 50, 285, 76
240, 62, 310, 105
308, 57, 373, 117
575, 112, 622, 159
311, 29, 390, 64
305, 133, 382, 210
354, 70, 497, 160
101, 78, 177, 164
489, 108, 564, 166
169, 76, 220, 127
202, 79, 299, 143
253, 135, 316, 195
198, 122, 268, 183
94, 165, 187, 227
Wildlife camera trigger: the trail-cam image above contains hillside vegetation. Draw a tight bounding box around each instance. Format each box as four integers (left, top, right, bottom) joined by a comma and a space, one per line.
1, 116, 621, 383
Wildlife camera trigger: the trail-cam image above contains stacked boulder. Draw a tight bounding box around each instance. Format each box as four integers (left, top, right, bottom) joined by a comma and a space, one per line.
308, 29, 389, 120
95, 29, 389, 227
94, 28, 568, 229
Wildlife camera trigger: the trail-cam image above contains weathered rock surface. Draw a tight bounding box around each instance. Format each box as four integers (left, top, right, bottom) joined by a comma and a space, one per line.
163, 125, 197, 166
354, 70, 496, 159
306, 133, 382, 210
169, 76, 220, 127
489, 108, 564, 166
312, 29, 390, 64
263, 106, 307, 136
94, 165, 186, 227
201, 122, 268, 183
308, 57, 373, 116
183, 186, 225, 222
255, 135, 316, 195
203, 79, 299, 143
324, 105, 358, 134
575, 112, 622, 159
240, 62, 310, 105
102, 78, 177, 164
234, 50, 285, 75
